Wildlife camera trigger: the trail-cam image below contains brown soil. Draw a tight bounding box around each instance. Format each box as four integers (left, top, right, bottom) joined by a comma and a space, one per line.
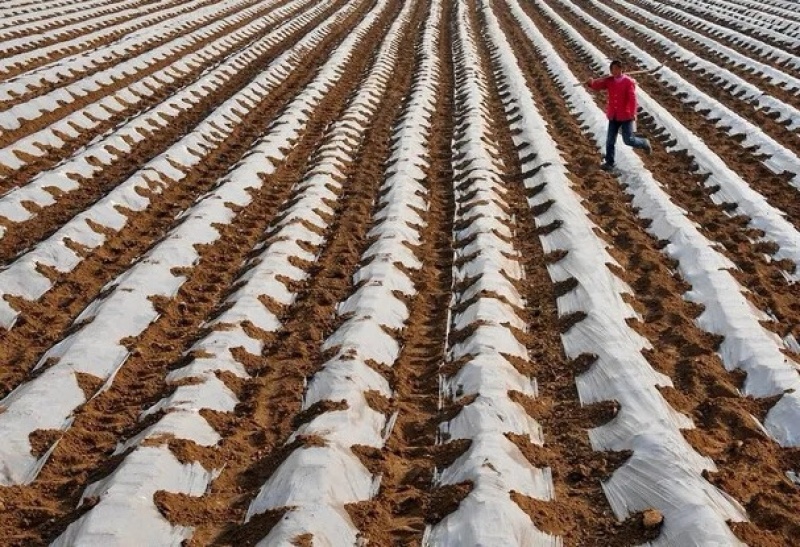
511, 0, 800, 543
612, 1, 800, 112
345, 0, 457, 542
0, 0, 192, 67
569, 0, 800, 156
0, 0, 347, 398
471, 2, 655, 543
0, 0, 304, 157
155, 1, 425, 544
534, 0, 800, 342
0, 0, 798, 545
621, 0, 800, 99
0, 0, 265, 107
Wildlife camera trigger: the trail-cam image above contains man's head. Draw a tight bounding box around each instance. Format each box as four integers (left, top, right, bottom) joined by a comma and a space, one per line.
610, 60, 623, 77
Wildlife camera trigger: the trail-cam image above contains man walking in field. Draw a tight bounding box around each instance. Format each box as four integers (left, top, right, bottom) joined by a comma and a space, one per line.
585, 59, 652, 171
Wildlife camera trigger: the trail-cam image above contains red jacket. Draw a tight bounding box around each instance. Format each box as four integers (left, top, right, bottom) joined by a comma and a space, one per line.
590, 75, 637, 121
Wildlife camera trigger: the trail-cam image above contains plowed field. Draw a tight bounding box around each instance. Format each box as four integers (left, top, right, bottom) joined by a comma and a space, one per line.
0, 0, 798, 544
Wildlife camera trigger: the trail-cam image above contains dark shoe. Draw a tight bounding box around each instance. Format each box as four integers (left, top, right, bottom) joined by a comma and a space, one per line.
600, 162, 615, 171
642, 139, 652, 155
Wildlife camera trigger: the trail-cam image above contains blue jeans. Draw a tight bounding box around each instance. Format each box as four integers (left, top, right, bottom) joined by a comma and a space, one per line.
606, 119, 647, 165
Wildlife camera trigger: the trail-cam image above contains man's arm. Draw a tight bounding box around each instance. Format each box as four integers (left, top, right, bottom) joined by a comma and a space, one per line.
585, 77, 608, 91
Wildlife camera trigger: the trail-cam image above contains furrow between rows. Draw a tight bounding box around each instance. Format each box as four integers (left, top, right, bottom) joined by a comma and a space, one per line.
547, 0, 800, 193
502, 0, 800, 542
580, 0, 800, 137
48, 3, 415, 543
349, 0, 454, 543
0, 0, 374, 488
538, 0, 800, 452
606, 0, 800, 116
424, 2, 559, 543
0, 0, 157, 32
242, 4, 425, 540
0, 0, 191, 58
0, 0, 221, 79
0, 0, 324, 331
0, 0, 167, 41
629, 0, 800, 71
0, 0, 263, 107
537, 0, 800, 368
0, 0, 293, 156
504, 0, 777, 542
